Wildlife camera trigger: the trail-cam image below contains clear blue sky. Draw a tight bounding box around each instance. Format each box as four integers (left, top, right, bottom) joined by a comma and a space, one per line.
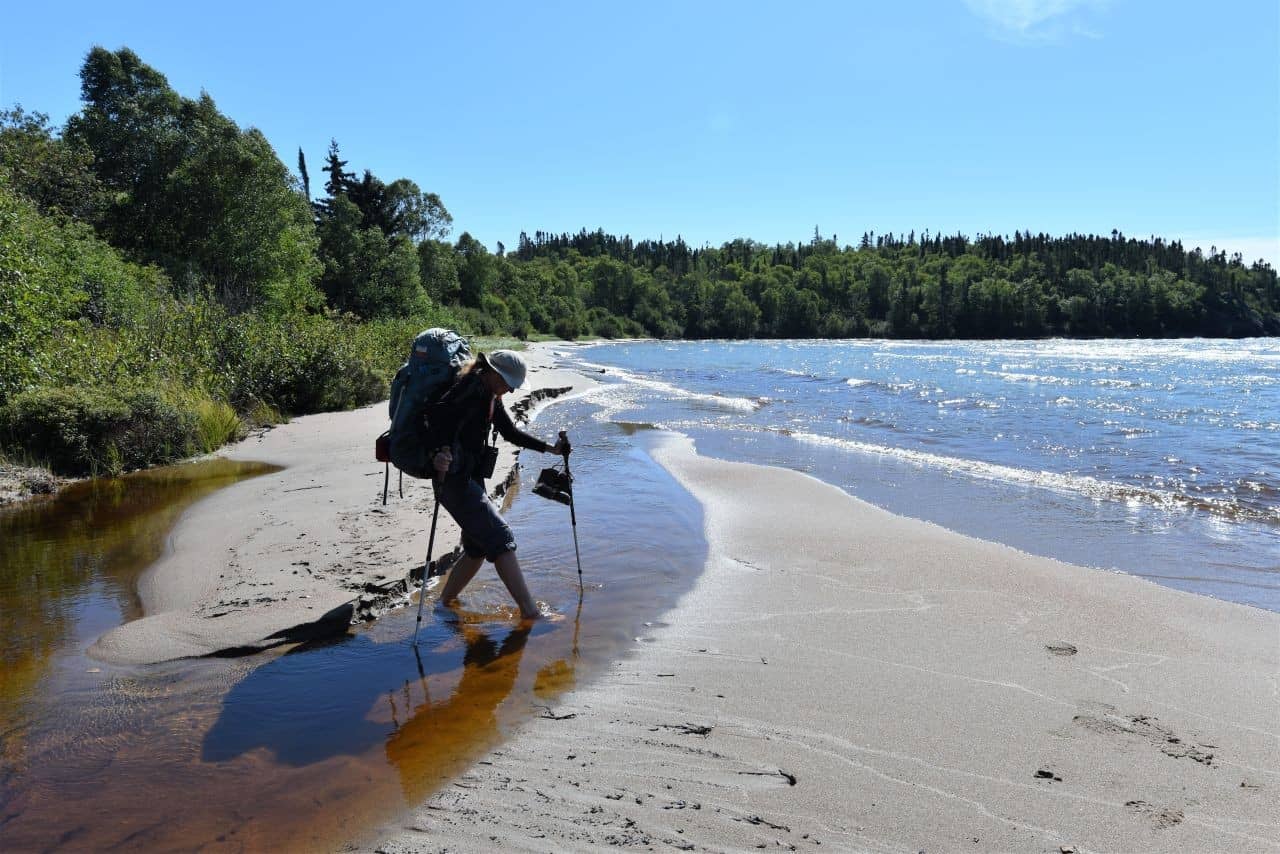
3, 1, 1277, 264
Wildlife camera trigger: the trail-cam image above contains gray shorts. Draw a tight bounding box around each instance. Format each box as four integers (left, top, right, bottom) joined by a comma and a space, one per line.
437, 476, 517, 561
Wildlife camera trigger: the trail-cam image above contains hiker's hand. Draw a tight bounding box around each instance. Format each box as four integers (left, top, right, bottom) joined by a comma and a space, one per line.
432, 447, 452, 475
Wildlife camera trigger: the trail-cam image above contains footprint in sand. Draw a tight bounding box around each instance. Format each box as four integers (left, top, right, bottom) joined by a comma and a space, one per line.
1125, 799, 1184, 829
1072, 705, 1216, 766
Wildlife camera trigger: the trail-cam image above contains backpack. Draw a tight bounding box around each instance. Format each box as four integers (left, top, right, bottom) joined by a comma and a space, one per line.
376, 328, 472, 500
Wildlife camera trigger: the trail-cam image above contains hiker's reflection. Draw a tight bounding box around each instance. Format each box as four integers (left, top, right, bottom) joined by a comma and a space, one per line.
203, 619, 535, 770
386, 622, 533, 802
532, 596, 583, 701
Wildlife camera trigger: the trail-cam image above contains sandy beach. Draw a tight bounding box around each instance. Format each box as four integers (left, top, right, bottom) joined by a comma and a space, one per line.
84, 343, 1280, 852
89, 345, 594, 665
359, 386, 1280, 851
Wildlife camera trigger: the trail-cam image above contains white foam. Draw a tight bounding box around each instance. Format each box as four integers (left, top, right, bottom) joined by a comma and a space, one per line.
993, 339, 1280, 365
581, 363, 763, 413
788, 431, 1279, 524
986, 370, 1075, 386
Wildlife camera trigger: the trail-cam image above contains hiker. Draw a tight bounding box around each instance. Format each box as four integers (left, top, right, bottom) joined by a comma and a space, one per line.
424, 350, 567, 620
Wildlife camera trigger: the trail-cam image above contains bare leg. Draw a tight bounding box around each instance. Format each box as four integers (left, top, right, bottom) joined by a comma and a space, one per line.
492, 550, 540, 620
439, 553, 484, 605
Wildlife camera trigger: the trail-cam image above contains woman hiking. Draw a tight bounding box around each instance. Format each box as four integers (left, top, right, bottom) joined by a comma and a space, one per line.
424, 350, 567, 620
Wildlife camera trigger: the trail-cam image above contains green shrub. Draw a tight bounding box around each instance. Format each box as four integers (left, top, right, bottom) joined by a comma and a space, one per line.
192, 396, 244, 453
552, 316, 584, 340
590, 313, 622, 339
220, 312, 384, 414
452, 306, 503, 336
1, 385, 200, 476
243, 398, 286, 429
584, 308, 644, 339
480, 294, 512, 330
468, 336, 527, 352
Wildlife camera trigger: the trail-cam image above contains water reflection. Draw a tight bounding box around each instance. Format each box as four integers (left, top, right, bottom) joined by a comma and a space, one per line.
203, 616, 555, 776
0, 460, 278, 754
387, 620, 536, 802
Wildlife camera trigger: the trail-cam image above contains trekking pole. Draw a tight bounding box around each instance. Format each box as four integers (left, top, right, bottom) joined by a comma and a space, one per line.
559, 431, 584, 593
412, 477, 442, 646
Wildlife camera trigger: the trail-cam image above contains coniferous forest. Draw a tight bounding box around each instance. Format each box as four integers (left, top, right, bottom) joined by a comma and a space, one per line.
2, 47, 1277, 477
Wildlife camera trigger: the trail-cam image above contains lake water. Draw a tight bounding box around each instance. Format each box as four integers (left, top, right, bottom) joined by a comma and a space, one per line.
560, 338, 1280, 612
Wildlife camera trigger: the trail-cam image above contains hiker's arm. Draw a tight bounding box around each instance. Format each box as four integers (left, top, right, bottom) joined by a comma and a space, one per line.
493, 403, 552, 453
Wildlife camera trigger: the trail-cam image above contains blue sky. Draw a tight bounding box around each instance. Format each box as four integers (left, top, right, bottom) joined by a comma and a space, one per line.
3, 1, 1277, 264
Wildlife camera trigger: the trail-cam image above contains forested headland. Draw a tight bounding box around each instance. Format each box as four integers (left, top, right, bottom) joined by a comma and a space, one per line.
2, 47, 1277, 480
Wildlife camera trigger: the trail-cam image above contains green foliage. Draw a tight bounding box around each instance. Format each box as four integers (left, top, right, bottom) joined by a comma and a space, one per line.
244, 399, 286, 429
315, 141, 452, 242
505, 228, 1278, 340
218, 312, 384, 413
0, 385, 199, 477
346, 171, 452, 240
64, 47, 321, 311
191, 396, 245, 453
0, 107, 103, 221
455, 232, 496, 308
418, 239, 460, 304
0, 179, 170, 402
451, 306, 504, 336
166, 124, 322, 312
0, 48, 472, 476
552, 315, 586, 340
468, 335, 528, 352
309, 140, 451, 320
316, 196, 426, 318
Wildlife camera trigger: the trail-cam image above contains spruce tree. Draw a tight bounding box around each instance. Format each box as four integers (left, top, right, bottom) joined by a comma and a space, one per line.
297, 147, 310, 202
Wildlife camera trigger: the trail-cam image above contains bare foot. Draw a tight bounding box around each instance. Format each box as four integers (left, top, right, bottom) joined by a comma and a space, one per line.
521, 603, 565, 624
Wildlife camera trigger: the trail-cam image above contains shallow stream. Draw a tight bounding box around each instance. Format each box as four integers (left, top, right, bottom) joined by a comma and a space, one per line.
0, 400, 705, 850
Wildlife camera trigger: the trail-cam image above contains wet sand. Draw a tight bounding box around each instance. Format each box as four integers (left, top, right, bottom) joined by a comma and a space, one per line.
364, 431, 1280, 853
90, 346, 595, 664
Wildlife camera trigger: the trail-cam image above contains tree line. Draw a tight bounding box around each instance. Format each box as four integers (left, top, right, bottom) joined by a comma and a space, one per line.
491, 227, 1278, 340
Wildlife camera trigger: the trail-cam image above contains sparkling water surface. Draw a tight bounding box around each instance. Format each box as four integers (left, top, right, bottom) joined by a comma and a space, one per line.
563, 338, 1280, 611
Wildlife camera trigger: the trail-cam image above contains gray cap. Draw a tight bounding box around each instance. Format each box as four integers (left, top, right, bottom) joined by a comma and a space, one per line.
486, 350, 528, 390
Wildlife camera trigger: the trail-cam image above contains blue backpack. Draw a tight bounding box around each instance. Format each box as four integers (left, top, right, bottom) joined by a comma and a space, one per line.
377, 328, 471, 498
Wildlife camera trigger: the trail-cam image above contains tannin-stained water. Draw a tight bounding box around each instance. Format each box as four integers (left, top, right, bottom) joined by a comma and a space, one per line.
0, 402, 706, 850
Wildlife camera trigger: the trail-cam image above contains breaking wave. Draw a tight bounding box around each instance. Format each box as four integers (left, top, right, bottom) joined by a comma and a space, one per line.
581, 363, 764, 412
786, 430, 1280, 526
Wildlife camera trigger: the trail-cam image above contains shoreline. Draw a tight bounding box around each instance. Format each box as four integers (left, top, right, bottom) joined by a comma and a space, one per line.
365, 432, 1280, 853
46, 338, 1280, 849
88, 342, 597, 665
